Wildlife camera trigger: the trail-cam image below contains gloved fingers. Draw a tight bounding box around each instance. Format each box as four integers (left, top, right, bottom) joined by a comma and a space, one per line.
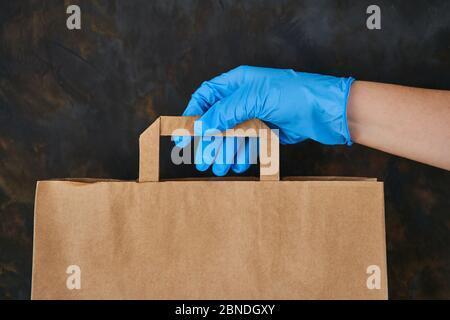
175, 71, 241, 148
195, 87, 252, 135
211, 137, 236, 176
231, 137, 248, 174
183, 71, 240, 116
195, 136, 258, 176
174, 81, 230, 148
194, 134, 227, 172
231, 137, 256, 174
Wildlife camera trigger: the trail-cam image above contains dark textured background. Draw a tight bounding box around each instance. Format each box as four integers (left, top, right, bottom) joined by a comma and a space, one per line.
0, 0, 449, 299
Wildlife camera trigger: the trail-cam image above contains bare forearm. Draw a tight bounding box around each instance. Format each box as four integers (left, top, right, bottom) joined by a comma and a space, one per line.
347, 81, 450, 170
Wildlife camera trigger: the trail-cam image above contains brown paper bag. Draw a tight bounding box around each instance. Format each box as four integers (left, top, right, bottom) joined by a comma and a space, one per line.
32, 116, 388, 299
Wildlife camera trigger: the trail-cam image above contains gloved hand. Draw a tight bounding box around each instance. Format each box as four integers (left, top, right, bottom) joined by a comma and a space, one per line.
174, 65, 355, 176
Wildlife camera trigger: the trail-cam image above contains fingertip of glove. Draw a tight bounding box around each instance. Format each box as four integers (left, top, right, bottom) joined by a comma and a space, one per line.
212, 164, 231, 177
231, 163, 250, 174
195, 162, 210, 172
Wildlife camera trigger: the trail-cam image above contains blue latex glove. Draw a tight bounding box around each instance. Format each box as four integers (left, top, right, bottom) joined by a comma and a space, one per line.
175, 65, 355, 176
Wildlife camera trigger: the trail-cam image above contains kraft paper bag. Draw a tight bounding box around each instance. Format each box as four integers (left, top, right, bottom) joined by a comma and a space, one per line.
32, 116, 388, 299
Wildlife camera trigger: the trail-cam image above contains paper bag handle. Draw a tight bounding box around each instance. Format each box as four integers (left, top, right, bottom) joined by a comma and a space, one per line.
139, 116, 280, 182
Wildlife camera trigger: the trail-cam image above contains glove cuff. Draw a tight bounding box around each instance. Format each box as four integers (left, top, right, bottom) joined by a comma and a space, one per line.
342, 77, 355, 146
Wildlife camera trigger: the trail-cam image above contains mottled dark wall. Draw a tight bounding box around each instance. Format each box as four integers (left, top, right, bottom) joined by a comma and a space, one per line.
0, 0, 449, 299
